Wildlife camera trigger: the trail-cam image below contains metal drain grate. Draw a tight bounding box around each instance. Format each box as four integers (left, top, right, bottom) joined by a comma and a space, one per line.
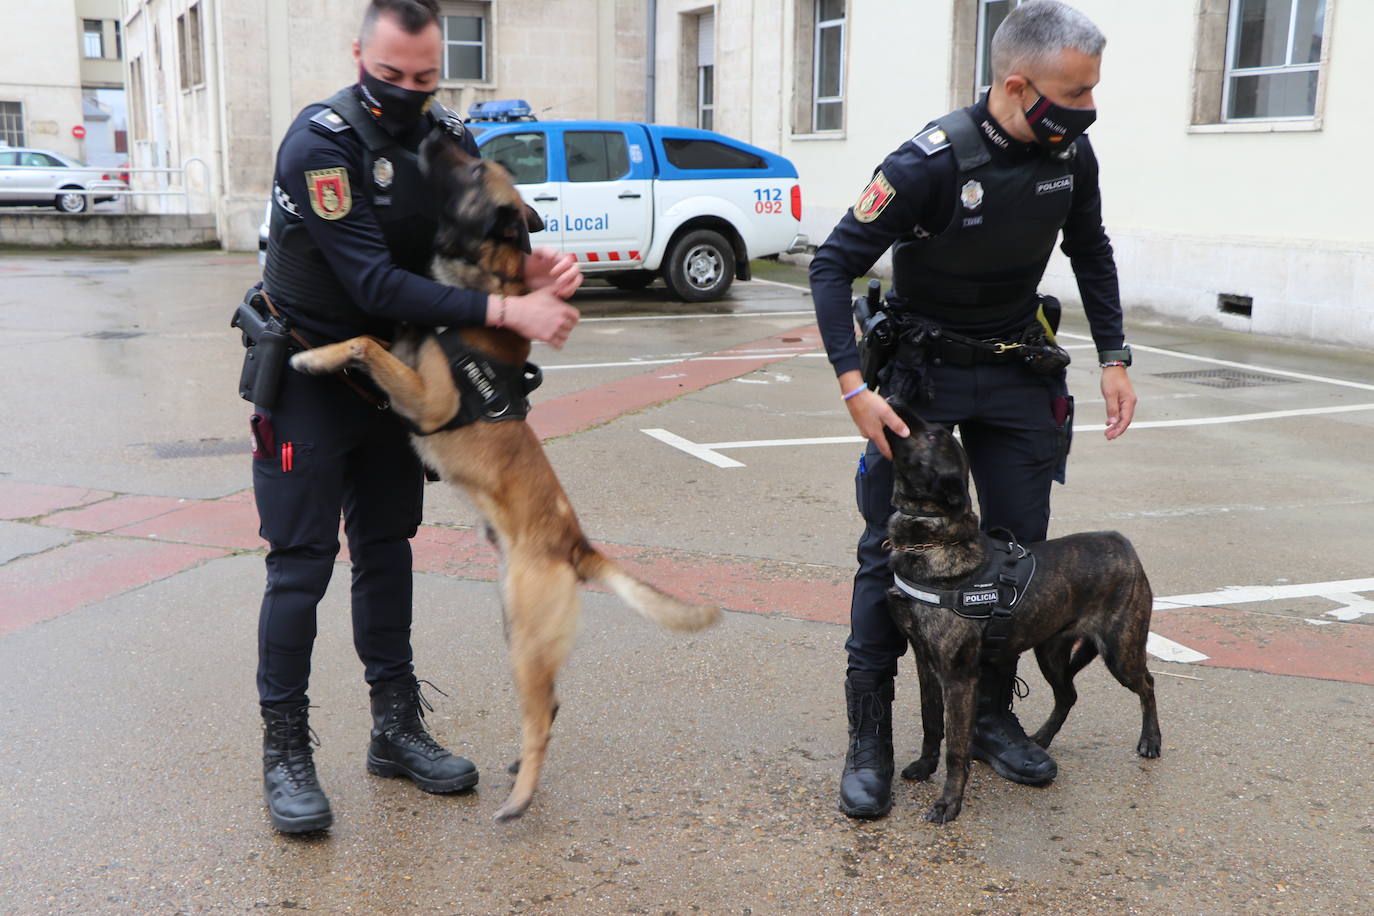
148, 439, 244, 459
1153, 368, 1291, 389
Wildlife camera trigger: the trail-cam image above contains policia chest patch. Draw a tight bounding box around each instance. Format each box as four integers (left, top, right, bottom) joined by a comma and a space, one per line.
305, 167, 352, 220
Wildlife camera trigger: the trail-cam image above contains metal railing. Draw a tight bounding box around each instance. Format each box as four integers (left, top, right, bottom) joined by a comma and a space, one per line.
0, 157, 212, 214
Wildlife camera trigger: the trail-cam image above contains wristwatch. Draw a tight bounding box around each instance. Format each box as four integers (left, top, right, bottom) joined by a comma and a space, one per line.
1098, 346, 1132, 368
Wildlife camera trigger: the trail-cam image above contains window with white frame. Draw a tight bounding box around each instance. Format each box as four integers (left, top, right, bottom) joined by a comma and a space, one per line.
697, 12, 715, 131
974, 0, 1025, 98
1223, 0, 1325, 120
84, 20, 104, 58
443, 5, 489, 82
0, 101, 24, 147
813, 0, 844, 131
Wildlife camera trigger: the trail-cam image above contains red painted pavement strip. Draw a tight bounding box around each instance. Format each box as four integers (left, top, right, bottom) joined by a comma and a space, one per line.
40, 494, 191, 533
0, 481, 113, 521
1152, 606, 1374, 686
529, 324, 822, 440
113, 499, 266, 550
0, 537, 226, 637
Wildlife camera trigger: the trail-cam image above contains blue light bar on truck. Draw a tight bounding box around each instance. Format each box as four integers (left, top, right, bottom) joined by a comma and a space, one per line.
466, 99, 536, 122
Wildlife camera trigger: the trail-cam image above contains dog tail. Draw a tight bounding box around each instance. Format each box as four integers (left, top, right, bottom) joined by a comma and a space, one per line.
572, 541, 721, 632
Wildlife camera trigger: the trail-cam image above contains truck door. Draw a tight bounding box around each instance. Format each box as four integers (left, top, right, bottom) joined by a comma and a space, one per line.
557, 128, 653, 266
478, 128, 563, 249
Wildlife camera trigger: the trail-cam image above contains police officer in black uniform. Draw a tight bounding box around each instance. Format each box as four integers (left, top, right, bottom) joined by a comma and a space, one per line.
809, 0, 1137, 819
243, 0, 581, 834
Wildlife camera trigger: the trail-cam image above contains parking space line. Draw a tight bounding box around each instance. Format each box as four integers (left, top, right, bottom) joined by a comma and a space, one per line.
643, 399, 1374, 467
1058, 331, 1374, 393
579, 309, 815, 323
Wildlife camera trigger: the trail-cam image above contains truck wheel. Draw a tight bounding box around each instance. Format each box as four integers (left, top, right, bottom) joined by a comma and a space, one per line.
56, 188, 88, 214
606, 270, 655, 291
664, 229, 734, 301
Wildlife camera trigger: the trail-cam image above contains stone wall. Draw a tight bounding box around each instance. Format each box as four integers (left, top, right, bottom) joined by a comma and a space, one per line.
0, 213, 218, 248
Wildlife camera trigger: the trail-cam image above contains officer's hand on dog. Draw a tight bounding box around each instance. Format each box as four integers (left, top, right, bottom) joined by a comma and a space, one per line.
1100, 366, 1137, 440
490, 289, 580, 349
524, 248, 584, 300
840, 371, 909, 459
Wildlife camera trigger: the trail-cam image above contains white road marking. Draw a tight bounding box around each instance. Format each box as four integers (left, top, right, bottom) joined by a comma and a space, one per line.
1146, 634, 1209, 664
1058, 332, 1374, 394
578, 309, 815, 323
1151, 577, 1374, 612
734, 378, 770, 385
640, 429, 744, 468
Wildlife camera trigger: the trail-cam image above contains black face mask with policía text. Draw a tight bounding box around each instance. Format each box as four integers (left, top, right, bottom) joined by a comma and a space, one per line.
357, 67, 435, 136
1022, 81, 1096, 149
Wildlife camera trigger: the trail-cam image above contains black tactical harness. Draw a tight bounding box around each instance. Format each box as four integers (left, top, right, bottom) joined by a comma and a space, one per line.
415, 328, 543, 434
891, 529, 1036, 668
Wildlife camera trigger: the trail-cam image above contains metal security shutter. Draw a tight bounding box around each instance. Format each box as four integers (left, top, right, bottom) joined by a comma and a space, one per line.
697, 11, 715, 67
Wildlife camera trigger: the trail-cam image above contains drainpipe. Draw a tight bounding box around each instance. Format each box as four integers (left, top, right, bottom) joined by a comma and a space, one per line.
646, 0, 657, 122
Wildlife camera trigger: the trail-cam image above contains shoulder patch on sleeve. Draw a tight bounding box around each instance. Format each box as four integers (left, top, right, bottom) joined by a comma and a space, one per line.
310, 109, 352, 134
911, 125, 951, 156
853, 170, 897, 224
305, 167, 352, 220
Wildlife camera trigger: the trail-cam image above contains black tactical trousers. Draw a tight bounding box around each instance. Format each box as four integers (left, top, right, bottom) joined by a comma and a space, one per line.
847, 359, 1067, 675
252, 367, 424, 707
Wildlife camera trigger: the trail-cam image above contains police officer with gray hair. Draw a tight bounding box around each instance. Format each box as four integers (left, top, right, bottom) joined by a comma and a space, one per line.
238, 0, 581, 834
810, 0, 1137, 819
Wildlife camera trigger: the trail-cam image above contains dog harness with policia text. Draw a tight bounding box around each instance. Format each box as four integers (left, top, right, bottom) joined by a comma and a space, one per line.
890, 529, 1036, 668
412, 328, 544, 434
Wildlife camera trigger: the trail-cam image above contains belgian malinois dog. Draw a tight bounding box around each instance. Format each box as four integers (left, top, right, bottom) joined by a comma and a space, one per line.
882, 400, 1161, 824
290, 129, 720, 821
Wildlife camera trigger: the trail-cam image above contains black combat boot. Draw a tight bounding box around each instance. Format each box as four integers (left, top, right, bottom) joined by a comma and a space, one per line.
366, 678, 479, 794
261, 704, 333, 834
970, 660, 1057, 785
838, 671, 895, 819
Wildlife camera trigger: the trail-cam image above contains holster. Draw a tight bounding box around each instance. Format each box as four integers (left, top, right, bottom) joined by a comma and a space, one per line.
231, 289, 292, 408
853, 279, 896, 392
1019, 295, 1072, 377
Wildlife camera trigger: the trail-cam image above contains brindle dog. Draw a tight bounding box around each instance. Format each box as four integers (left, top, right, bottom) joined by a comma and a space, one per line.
290, 129, 720, 822
882, 399, 1160, 824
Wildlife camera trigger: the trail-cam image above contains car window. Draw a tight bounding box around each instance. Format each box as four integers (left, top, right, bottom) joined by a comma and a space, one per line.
662, 138, 765, 170
21, 152, 61, 168
480, 131, 547, 185
0, 152, 17, 166
564, 131, 629, 183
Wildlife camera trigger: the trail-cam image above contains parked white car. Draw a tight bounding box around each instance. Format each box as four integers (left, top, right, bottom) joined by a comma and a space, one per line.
0, 146, 129, 214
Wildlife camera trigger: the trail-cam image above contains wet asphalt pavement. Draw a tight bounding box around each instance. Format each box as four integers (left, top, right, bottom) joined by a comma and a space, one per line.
0, 250, 1371, 914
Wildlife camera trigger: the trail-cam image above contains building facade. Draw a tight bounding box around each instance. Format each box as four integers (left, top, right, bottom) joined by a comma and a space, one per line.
119, 0, 649, 250
0, 0, 126, 167
655, 0, 1373, 347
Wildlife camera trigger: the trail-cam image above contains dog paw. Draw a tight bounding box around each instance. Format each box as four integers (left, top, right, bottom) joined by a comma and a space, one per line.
925, 799, 962, 825
1137, 735, 1162, 759
288, 352, 320, 374
901, 758, 937, 782
1030, 729, 1054, 749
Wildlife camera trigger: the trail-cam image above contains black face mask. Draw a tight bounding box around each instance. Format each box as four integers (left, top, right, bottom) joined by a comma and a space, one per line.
357, 67, 435, 136
1022, 81, 1096, 148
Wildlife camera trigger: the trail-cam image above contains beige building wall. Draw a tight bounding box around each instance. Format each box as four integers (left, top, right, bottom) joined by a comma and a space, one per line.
656, 0, 1373, 348
122, 0, 647, 250
78, 0, 128, 89
0, 0, 88, 162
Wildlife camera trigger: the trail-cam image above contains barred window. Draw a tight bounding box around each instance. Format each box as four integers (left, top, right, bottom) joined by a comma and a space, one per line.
0, 101, 24, 147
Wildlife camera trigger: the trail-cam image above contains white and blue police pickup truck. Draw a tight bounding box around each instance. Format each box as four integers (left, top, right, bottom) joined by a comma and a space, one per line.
468, 100, 807, 301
